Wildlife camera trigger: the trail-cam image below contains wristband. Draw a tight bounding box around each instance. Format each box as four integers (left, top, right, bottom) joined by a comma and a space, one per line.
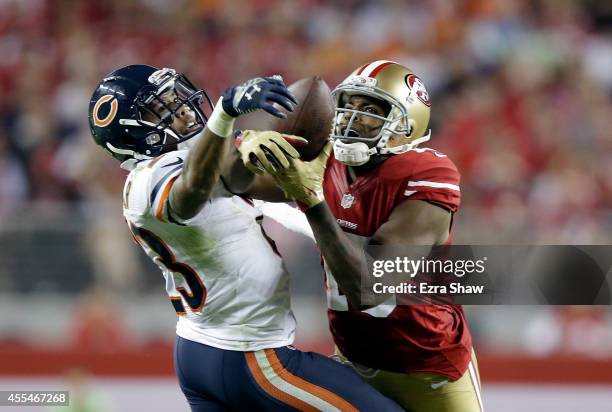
206, 98, 235, 138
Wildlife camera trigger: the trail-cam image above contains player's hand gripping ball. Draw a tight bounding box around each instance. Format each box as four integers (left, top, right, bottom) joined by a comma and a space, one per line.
222, 75, 298, 119
237, 76, 334, 174
266, 76, 334, 161
238, 130, 306, 175
272, 142, 333, 209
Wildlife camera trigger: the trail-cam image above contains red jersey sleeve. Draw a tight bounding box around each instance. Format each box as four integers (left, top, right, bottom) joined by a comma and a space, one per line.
396, 149, 461, 213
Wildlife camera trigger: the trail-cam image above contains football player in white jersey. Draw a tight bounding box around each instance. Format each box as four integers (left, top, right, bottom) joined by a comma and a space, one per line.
88, 65, 403, 412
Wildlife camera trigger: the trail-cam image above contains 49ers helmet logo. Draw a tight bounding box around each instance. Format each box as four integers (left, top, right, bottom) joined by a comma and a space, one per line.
92, 94, 118, 127
405, 74, 431, 107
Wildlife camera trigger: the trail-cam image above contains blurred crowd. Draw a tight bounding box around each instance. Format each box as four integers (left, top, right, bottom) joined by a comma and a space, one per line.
0, 0, 611, 356
1, 0, 611, 245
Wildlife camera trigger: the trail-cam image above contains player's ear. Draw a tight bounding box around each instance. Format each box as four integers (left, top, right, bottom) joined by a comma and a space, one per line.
387, 134, 410, 148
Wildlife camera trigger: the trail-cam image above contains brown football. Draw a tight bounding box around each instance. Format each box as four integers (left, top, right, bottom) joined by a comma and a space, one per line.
268, 76, 334, 161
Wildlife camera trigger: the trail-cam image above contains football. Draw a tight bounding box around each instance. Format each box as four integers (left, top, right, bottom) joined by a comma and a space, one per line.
268, 76, 334, 161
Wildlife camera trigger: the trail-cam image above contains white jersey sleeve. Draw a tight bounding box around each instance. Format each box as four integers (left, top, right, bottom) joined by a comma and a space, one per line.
122, 150, 186, 223
122, 150, 296, 351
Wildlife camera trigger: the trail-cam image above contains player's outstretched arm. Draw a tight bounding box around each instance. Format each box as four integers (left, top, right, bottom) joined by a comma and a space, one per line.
307, 200, 451, 309
170, 77, 298, 220
221, 131, 307, 202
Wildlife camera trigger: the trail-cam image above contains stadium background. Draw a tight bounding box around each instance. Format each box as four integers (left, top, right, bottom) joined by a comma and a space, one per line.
0, 0, 611, 410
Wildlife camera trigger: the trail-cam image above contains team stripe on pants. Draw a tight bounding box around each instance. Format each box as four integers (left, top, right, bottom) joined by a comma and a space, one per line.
246, 349, 358, 412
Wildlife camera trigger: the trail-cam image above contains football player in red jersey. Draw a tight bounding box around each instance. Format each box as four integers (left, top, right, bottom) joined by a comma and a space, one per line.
239, 61, 484, 411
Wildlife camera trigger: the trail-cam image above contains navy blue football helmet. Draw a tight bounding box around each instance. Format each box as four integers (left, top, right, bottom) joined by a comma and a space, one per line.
88, 64, 213, 163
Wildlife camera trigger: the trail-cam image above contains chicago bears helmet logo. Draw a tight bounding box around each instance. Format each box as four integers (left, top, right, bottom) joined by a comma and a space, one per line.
405, 74, 431, 107
92, 95, 118, 127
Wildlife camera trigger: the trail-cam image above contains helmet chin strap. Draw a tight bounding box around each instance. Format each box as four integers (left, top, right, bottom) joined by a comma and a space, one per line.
119, 158, 140, 171
116, 131, 202, 172
333, 140, 377, 166
333, 129, 432, 166
379, 130, 431, 154
107, 142, 151, 171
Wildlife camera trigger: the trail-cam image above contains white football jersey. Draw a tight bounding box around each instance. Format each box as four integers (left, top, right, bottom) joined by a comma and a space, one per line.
122, 150, 296, 351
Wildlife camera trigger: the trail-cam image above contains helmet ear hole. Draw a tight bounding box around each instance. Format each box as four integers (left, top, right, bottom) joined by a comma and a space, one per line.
406, 119, 416, 137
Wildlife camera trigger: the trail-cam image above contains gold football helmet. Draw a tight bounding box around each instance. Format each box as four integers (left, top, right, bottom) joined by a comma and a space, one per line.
331, 60, 432, 166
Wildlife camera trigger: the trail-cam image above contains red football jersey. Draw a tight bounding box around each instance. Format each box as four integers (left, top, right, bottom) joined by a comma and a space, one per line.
322, 148, 472, 380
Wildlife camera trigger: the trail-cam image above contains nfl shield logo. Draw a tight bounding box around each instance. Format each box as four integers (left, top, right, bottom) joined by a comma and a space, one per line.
341, 193, 354, 209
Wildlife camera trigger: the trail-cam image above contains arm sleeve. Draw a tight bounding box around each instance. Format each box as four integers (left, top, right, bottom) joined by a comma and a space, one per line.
149, 155, 184, 223
399, 151, 461, 213
146, 153, 185, 223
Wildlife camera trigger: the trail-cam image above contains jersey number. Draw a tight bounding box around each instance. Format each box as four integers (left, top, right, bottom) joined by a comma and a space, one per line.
129, 224, 207, 315
325, 266, 397, 318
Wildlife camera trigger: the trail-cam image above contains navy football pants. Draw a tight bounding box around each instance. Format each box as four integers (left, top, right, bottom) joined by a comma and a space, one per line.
174, 336, 403, 411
